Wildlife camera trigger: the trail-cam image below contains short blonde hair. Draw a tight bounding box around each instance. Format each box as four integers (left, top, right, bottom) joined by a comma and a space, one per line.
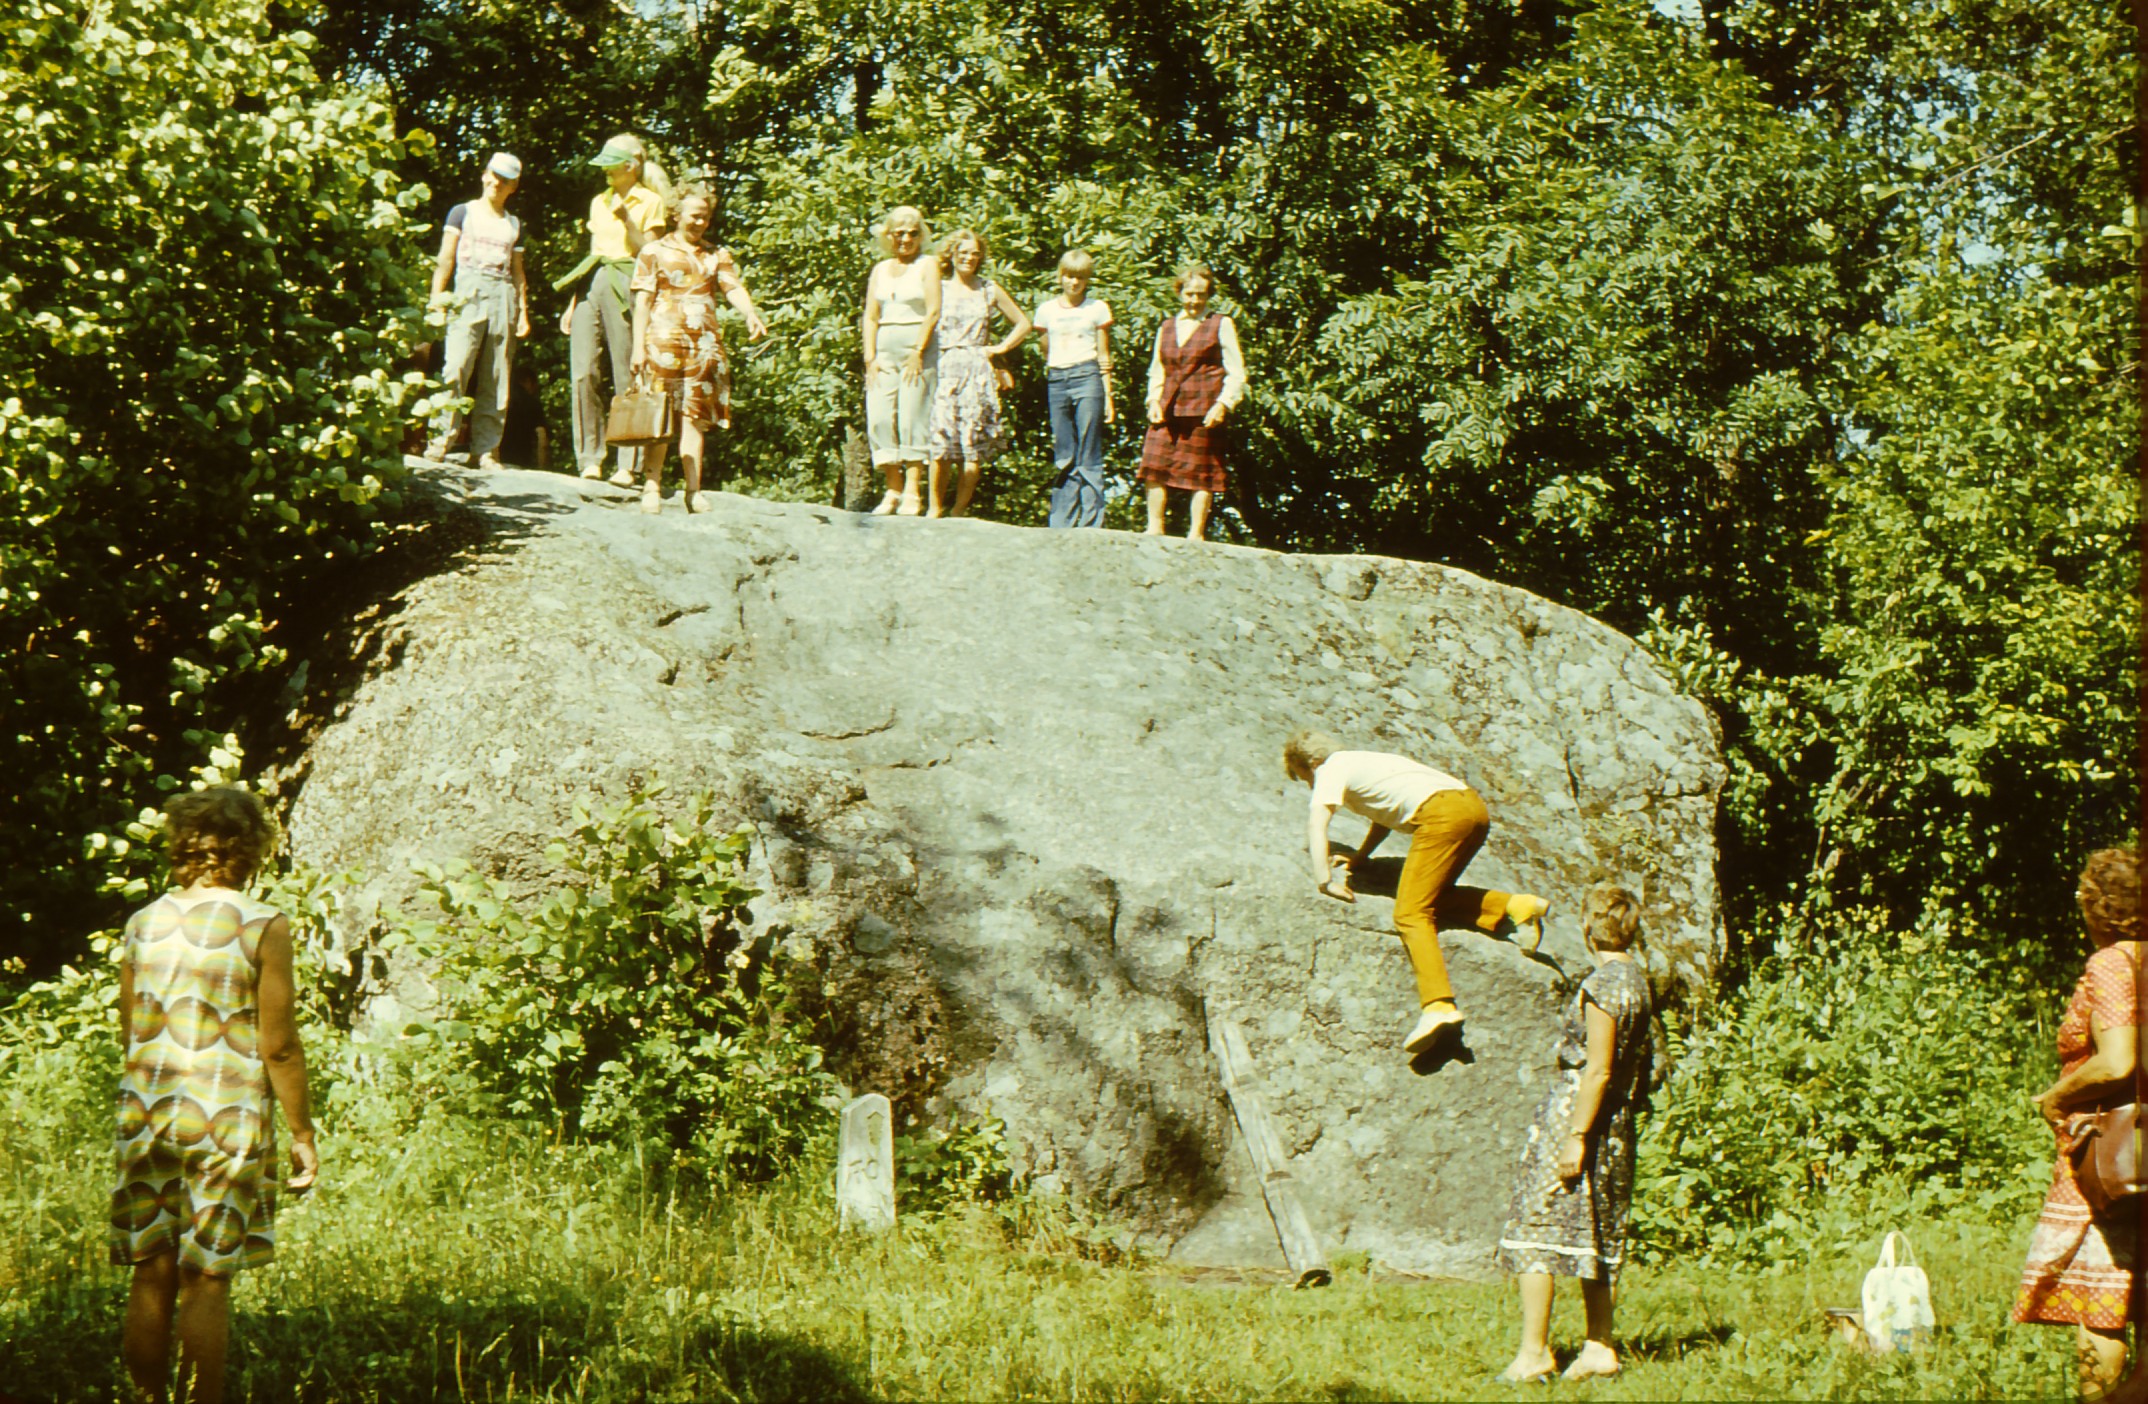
1583, 885, 1643, 952
1058, 249, 1095, 278
1172, 261, 1217, 297
164, 787, 278, 889
1281, 730, 1338, 780
880, 205, 930, 253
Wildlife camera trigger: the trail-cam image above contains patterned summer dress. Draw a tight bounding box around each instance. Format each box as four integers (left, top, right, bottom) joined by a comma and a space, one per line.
110, 888, 282, 1276
631, 234, 743, 428
2014, 943, 2139, 1329
1496, 959, 1653, 1282
929, 277, 1006, 464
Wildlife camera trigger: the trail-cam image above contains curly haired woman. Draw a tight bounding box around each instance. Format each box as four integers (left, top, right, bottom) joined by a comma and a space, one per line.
113, 788, 317, 1403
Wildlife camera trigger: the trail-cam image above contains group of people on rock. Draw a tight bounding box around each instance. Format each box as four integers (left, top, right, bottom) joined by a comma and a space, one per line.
420, 143, 1245, 537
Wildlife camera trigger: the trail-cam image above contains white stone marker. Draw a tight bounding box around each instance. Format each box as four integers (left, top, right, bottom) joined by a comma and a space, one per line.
837, 1093, 897, 1232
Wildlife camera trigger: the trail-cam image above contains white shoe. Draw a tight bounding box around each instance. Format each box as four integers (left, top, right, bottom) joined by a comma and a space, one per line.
640, 485, 663, 515
1404, 1005, 1464, 1054
579, 463, 604, 480
477, 453, 507, 472
683, 491, 709, 514
608, 467, 637, 487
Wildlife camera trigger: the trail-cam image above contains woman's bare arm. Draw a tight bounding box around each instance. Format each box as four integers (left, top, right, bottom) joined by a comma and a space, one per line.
988, 283, 1032, 356
430, 227, 460, 299
2038, 1017, 2140, 1126
631, 288, 653, 375
255, 915, 319, 1190
1558, 1000, 1619, 1180
905, 262, 942, 382
861, 265, 883, 375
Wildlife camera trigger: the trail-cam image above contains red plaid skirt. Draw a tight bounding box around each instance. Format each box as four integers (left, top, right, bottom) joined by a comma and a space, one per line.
1140, 415, 1227, 494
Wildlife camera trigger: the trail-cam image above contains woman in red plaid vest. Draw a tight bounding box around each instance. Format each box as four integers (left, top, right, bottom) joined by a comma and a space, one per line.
1139, 262, 1246, 541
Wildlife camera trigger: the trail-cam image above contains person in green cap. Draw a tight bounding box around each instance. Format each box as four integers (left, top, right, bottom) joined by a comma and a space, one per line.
555, 134, 670, 483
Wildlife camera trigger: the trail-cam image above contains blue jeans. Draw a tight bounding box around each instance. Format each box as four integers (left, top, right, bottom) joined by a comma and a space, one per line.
1046, 363, 1107, 528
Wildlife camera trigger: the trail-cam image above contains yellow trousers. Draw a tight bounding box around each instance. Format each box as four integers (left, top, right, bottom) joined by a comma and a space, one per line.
1393, 788, 1513, 1008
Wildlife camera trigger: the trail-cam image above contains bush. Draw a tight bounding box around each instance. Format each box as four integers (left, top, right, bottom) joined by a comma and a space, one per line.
391, 787, 841, 1182
0, 0, 435, 964
1632, 906, 2055, 1267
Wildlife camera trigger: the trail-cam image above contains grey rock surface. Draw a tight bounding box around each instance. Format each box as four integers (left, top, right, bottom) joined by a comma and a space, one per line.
280, 467, 1725, 1276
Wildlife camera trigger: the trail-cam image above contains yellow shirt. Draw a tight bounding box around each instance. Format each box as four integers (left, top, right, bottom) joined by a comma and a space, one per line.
585, 185, 666, 261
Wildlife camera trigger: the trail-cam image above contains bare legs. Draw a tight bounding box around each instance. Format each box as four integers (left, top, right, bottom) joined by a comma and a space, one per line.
873, 462, 924, 515
1142, 485, 1215, 541
124, 1253, 230, 1404
927, 459, 983, 518
1187, 489, 1212, 541
1501, 1272, 1619, 1383
639, 420, 711, 513
2081, 1324, 2128, 1400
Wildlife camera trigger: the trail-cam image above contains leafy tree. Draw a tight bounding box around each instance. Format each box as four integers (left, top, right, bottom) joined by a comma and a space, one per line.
0, 0, 433, 965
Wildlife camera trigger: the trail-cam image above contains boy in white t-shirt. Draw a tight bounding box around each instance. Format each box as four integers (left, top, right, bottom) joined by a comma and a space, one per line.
1283, 730, 1551, 1055
1032, 249, 1115, 527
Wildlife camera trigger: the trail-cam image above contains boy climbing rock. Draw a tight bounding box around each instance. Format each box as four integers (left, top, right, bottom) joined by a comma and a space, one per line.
1283, 731, 1551, 1055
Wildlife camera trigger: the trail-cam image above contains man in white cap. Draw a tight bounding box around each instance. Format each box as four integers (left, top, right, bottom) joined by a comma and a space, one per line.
1283, 729, 1552, 1056
555, 134, 667, 482
423, 153, 531, 469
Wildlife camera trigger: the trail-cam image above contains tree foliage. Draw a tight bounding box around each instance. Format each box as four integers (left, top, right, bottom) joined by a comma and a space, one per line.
0, 0, 434, 962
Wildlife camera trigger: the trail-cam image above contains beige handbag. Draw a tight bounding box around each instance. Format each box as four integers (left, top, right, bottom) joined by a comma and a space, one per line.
605, 376, 675, 447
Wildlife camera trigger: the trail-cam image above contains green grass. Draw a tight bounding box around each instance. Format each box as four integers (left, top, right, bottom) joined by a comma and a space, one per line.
0, 1087, 2083, 1402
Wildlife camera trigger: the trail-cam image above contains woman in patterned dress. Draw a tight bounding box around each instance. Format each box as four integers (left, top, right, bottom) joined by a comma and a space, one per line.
1496, 885, 1653, 1384
926, 229, 1030, 518
1139, 261, 1246, 541
630, 188, 770, 514
2015, 848, 2142, 1400
113, 787, 316, 1404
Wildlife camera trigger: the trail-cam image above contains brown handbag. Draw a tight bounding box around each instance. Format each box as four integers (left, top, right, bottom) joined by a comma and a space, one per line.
2071, 1103, 2148, 1216
605, 377, 675, 447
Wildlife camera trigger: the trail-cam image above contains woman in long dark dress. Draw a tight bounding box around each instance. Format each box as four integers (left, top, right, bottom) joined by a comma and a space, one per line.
1496, 885, 1652, 1384
2014, 848, 2141, 1401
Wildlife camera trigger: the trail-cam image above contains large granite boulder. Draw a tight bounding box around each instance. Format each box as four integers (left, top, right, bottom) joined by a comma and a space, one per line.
279, 467, 1724, 1276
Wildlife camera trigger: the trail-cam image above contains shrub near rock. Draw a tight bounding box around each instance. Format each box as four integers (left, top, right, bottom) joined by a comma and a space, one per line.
0, 0, 433, 962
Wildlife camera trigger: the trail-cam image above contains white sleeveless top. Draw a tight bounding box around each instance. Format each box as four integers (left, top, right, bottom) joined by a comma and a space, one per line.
874, 259, 933, 326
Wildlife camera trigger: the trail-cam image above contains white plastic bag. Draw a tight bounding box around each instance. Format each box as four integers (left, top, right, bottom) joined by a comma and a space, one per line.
1861, 1230, 1936, 1354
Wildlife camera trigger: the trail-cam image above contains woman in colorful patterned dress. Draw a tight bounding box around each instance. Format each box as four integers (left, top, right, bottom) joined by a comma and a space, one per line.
2015, 848, 2142, 1400
1495, 885, 1653, 1384
113, 787, 317, 1404
630, 188, 770, 514
1139, 261, 1245, 542
926, 229, 1030, 518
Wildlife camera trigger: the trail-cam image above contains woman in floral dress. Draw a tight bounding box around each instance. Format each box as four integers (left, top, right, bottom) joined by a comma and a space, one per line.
926, 229, 1030, 518
113, 787, 317, 1403
2015, 848, 2141, 1400
630, 188, 769, 514
1496, 885, 1653, 1384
